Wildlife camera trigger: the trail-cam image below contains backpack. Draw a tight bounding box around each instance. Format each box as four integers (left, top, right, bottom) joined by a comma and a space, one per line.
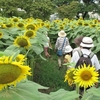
75, 50, 94, 68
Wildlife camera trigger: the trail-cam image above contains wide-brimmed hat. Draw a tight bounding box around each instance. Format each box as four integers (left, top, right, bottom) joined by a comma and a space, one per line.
65, 45, 73, 53
80, 37, 94, 48
74, 36, 84, 46
58, 30, 66, 37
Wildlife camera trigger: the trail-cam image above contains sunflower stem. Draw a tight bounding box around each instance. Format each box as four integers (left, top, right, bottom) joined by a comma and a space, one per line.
75, 84, 80, 100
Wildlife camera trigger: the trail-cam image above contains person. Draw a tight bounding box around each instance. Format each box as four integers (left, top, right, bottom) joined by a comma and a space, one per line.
63, 45, 73, 63
71, 36, 100, 71
71, 36, 100, 98
55, 30, 69, 70
44, 32, 52, 57
73, 36, 84, 53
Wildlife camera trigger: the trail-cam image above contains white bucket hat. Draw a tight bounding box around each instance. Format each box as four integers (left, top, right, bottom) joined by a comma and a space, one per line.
65, 45, 73, 53
58, 30, 66, 37
80, 37, 94, 48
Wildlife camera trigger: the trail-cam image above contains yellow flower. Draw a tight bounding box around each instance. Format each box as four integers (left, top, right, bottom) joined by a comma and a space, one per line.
12, 17, 19, 22
16, 54, 26, 63
0, 24, 6, 29
24, 30, 36, 38
0, 56, 31, 90
25, 24, 37, 30
64, 68, 75, 86
74, 64, 99, 88
5, 23, 13, 28
14, 36, 31, 49
89, 24, 97, 28
59, 25, 64, 30
16, 22, 25, 28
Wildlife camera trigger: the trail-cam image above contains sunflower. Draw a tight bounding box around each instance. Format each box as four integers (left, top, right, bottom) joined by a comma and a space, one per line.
74, 64, 99, 88
0, 56, 31, 90
83, 22, 89, 26
0, 24, 6, 29
16, 54, 26, 63
59, 25, 64, 30
16, 22, 25, 28
25, 24, 37, 30
14, 36, 31, 49
45, 24, 50, 29
12, 17, 19, 22
64, 68, 75, 86
0, 32, 3, 38
24, 30, 36, 38
89, 24, 97, 28
5, 23, 13, 28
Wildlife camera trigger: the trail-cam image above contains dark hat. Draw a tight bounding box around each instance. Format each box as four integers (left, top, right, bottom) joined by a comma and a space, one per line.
74, 36, 84, 46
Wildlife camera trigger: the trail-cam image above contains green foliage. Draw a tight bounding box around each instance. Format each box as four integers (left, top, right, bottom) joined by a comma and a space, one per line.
50, 89, 79, 100
33, 51, 72, 92
27, 0, 55, 20
52, 0, 78, 7
56, 1, 80, 19
0, 0, 55, 20
0, 80, 50, 100
0, 0, 100, 20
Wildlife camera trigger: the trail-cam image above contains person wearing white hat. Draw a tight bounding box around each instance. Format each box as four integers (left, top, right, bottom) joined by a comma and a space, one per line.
63, 45, 73, 64
71, 36, 100, 71
55, 30, 70, 69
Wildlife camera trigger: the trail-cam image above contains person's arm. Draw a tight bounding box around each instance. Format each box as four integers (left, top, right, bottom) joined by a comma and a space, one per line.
93, 55, 100, 71
66, 37, 70, 45
49, 40, 52, 49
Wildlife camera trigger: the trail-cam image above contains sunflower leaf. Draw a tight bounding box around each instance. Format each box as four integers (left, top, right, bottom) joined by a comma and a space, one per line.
50, 89, 79, 100
0, 80, 50, 100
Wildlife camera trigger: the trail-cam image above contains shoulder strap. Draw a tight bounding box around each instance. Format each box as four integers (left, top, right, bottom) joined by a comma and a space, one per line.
77, 50, 94, 59
77, 50, 83, 57
61, 37, 66, 50
89, 52, 94, 59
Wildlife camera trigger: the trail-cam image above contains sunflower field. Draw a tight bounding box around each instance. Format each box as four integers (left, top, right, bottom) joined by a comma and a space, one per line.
0, 16, 100, 100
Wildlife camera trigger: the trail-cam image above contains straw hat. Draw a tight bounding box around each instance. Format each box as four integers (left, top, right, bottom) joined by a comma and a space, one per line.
74, 36, 84, 46
80, 37, 94, 48
65, 45, 73, 53
58, 30, 66, 37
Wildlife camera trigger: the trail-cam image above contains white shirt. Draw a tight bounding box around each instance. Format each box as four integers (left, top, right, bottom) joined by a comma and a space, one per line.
71, 48, 100, 71
44, 36, 50, 47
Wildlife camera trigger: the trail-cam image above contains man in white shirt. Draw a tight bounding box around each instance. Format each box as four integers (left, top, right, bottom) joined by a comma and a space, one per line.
71, 37, 100, 71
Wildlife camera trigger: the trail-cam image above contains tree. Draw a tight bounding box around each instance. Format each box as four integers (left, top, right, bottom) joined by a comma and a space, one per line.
56, 1, 81, 19
0, 0, 55, 20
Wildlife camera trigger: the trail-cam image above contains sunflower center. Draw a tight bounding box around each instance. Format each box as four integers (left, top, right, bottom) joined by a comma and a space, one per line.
26, 31, 33, 37
26, 25, 35, 30
81, 70, 92, 81
18, 23, 24, 27
0, 64, 21, 84
17, 38, 28, 47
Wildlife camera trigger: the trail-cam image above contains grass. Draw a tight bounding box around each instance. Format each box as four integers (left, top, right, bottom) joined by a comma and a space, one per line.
33, 48, 72, 93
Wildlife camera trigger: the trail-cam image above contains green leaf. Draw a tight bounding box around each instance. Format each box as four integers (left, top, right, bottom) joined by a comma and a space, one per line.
0, 51, 4, 57
0, 80, 50, 100
39, 54, 47, 61
87, 87, 100, 97
50, 89, 79, 100
4, 45, 20, 56
31, 44, 43, 55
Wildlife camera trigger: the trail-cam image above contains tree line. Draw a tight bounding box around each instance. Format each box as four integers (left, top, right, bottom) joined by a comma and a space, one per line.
0, 0, 100, 20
